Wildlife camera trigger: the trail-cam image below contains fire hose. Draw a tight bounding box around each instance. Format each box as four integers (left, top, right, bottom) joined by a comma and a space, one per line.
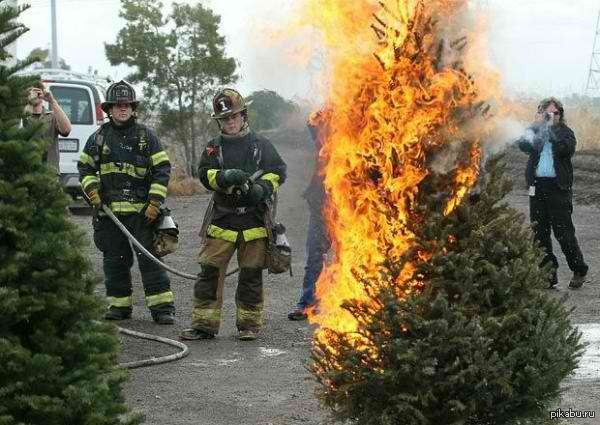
83, 172, 266, 368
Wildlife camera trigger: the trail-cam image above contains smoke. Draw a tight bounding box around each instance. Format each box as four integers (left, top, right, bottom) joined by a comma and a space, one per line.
483, 117, 531, 155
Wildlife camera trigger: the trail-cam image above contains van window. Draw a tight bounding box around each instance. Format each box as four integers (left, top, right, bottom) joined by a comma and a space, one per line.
49, 86, 93, 125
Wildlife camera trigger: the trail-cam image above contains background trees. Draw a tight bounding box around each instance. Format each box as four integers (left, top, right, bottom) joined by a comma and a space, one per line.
106, 0, 237, 176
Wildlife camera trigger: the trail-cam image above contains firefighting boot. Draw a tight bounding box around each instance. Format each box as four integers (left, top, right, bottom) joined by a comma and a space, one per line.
104, 306, 132, 321
152, 312, 176, 325
179, 328, 215, 340
237, 329, 258, 341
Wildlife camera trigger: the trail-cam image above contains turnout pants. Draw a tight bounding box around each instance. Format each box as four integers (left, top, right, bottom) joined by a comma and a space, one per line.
93, 214, 174, 317
192, 236, 266, 335
529, 178, 588, 276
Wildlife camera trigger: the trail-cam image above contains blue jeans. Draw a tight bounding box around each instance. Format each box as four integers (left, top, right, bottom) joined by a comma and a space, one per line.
297, 209, 331, 308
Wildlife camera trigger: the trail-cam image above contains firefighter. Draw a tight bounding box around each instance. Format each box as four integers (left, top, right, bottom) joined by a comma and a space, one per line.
180, 88, 287, 341
77, 80, 175, 324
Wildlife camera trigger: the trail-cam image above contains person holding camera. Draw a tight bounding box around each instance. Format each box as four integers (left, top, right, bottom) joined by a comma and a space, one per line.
179, 88, 287, 342
517, 97, 588, 289
23, 82, 72, 172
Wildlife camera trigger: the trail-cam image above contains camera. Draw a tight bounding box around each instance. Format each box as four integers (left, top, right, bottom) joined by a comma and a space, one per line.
544, 111, 554, 122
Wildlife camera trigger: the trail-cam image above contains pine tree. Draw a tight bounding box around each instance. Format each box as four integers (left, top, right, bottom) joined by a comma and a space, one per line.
0, 2, 143, 424
311, 156, 583, 425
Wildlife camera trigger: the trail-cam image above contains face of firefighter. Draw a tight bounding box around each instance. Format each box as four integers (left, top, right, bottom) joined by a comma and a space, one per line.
111, 102, 133, 125
220, 112, 244, 135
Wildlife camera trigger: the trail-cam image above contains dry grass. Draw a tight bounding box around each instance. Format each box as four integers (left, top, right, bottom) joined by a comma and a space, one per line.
168, 166, 205, 196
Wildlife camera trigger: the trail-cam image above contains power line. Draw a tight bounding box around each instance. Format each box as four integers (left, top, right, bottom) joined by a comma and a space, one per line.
585, 8, 600, 96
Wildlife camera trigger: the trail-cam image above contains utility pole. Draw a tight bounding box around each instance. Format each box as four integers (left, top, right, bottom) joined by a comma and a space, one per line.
50, 0, 58, 68
585, 8, 600, 96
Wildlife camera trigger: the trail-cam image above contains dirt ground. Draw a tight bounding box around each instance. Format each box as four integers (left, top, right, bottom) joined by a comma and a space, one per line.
69, 131, 600, 425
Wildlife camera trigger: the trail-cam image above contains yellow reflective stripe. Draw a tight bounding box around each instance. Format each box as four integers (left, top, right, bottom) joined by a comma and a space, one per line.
242, 227, 268, 242
151, 151, 169, 167
145, 291, 174, 307
79, 152, 96, 168
236, 307, 263, 326
81, 175, 100, 191
207, 225, 238, 243
207, 169, 220, 191
260, 173, 280, 191
108, 296, 132, 308
100, 163, 147, 179
149, 183, 168, 198
192, 306, 221, 323
108, 201, 146, 214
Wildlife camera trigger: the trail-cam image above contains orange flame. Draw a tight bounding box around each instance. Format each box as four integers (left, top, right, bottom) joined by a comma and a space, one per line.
295, 0, 497, 343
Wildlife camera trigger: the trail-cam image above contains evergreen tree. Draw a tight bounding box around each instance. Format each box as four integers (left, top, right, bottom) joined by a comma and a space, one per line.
312, 156, 583, 425
0, 3, 142, 424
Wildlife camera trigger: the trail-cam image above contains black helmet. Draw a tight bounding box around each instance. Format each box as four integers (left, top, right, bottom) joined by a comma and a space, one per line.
211, 88, 248, 119
101, 80, 139, 113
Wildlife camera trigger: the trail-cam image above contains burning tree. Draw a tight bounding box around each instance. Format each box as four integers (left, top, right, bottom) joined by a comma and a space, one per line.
299, 1, 582, 423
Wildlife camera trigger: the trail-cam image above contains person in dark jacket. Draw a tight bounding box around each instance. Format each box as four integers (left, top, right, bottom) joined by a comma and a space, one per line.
517, 97, 588, 289
78, 80, 175, 324
180, 88, 287, 341
288, 109, 332, 320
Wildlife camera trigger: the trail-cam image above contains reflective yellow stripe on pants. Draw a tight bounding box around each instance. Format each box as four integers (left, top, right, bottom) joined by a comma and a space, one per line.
146, 291, 174, 307
207, 225, 267, 243
108, 295, 132, 308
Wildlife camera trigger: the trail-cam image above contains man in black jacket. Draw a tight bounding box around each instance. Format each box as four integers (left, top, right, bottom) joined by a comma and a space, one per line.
180, 89, 287, 341
517, 97, 588, 289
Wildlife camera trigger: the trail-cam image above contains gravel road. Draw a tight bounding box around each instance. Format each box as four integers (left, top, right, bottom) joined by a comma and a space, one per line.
69, 132, 600, 425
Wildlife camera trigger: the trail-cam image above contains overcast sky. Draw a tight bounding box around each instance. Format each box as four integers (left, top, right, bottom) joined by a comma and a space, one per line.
13, 0, 600, 100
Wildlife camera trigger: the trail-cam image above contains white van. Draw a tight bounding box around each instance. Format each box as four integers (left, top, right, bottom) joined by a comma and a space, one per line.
21, 69, 109, 198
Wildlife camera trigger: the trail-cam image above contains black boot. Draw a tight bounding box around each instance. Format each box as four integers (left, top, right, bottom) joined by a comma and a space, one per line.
104, 306, 132, 321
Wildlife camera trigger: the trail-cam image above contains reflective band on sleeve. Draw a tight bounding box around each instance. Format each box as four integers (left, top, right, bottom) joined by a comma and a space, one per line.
260, 173, 280, 191
149, 183, 168, 198
108, 201, 146, 214
79, 152, 96, 168
81, 175, 100, 191
207, 169, 220, 191
242, 227, 268, 242
207, 225, 238, 243
100, 163, 147, 179
145, 291, 174, 307
151, 151, 170, 167
108, 296, 132, 308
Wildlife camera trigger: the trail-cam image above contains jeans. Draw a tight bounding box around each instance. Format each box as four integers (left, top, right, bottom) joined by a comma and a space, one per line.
297, 209, 331, 308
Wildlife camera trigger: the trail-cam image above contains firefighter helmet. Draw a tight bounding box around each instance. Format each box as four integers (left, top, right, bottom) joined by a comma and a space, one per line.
101, 80, 139, 113
211, 88, 248, 119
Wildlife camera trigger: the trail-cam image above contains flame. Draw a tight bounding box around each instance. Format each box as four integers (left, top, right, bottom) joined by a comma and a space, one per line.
295, 1, 498, 344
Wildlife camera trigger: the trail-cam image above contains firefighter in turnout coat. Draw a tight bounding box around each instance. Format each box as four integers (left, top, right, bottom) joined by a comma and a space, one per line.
180, 88, 287, 341
77, 80, 175, 324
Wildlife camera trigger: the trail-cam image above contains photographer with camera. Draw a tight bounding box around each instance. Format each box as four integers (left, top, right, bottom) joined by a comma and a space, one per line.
517, 97, 588, 289
23, 82, 72, 172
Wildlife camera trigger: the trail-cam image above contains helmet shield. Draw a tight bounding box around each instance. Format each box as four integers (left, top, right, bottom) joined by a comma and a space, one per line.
212, 89, 247, 119
101, 80, 139, 113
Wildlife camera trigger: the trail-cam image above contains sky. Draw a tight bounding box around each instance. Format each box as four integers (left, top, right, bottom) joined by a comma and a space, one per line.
12, 0, 600, 101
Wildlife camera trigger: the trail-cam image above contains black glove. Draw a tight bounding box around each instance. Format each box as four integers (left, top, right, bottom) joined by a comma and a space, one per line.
217, 169, 249, 187
247, 182, 265, 205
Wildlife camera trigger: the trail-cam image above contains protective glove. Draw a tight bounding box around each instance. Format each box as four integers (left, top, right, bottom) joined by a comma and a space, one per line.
87, 189, 101, 207
218, 169, 249, 187
144, 200, 161, 223
247, 182, 265, 206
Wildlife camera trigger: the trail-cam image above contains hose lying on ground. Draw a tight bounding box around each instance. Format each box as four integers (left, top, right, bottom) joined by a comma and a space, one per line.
101, 205, 240, 278
117, 327, 190, 369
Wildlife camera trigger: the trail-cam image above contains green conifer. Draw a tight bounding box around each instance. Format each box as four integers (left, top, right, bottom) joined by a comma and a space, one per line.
0, 2, 142, 424
312, 156, 583, 425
